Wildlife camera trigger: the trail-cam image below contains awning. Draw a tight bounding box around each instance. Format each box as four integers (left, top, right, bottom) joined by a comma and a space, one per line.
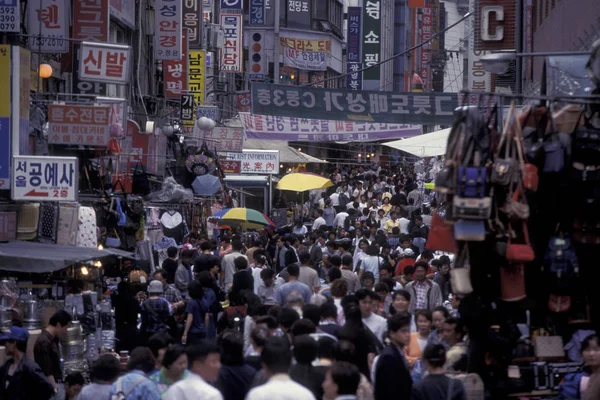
243, 139, 327, 163
0, 241, 135, 273
382, 128, 450, 158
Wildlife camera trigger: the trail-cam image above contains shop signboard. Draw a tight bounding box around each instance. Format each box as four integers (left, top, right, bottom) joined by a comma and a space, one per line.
183, 0, 202, 48
73, 0, 109, 42
287, 0, 310, 29
196, 105, 218, 120
420, 5, 433, 90
475, 0, 515, 51
280, 37, 330, 53
220, 14, 243, 73
155, 0, 182, 60
224, 150, 279, 174
249, 0, 265, 25
11, 156, 78, 202
180, 94, 195, 122
27, 0, 69, 53
0, 45, 10, 190
240, 113, 422, 141
0, 0, 20, 32
183, 49, 205, 134
221, 160, 241, 174
79, 42, 131, 84
73, 44, 107, 96
48, 104, 111, 146
220, 0, 242, 9
251, 83, 459, 125
197, 127, 244, 152
362, 0, 381, 83
283, 48, 327, 71
164, 28, 188, 98
346, 6, 362, 90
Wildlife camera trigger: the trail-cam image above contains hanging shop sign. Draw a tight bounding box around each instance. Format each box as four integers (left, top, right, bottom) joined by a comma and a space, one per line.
283, 48, 328, 71
236, 93, 251, 112
0, 45, 10, 190
27, 0, 69, 53
346, 6, 362, 90
420, 5, 433, 90
287, 0, 310, 29
183, 0, 202, 49
475, 0, 514, 51
280, 37, 330, 53
251, 83, 459, 125
249, 0, 265, 25
362, 0, 381, 83
221, 160, 241, 174
196, 105, 219, 120
155, 0, 182, 60
220, 0, 242, 9
11, 156, 78, 202
110, 0, 135, 29
224, 150, 279, 174
73, 0, 109, 42
183, 50, 206, 134
198, 127, 244, 152
181, 94, 195, 122
164, 28, 188, 99
219, 14, 243, 73
240, 113, 422, 141
0, 0, 20, 32
79, 42, 131, 84
48, 104, 111, 146
73, 44, 107, 96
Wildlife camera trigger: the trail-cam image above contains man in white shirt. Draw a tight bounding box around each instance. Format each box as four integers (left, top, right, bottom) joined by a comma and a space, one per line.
356, 289, 387, 345
329, 190, 340, 207
398, 210, 411, 235
246, 336, 316, 400
164, 341, 223, 400
312, 209, 327, 231
257, 268, 284, 305
332, 211, 349, 229
220, 240, 248, 290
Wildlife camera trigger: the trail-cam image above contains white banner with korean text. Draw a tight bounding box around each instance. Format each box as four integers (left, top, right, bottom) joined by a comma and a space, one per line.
219, 13, 242, 73
48, 104, 111, 146
27, 0, 69, 52
12, 156, 78, 202
79, 42, 131, 84
155, 0, 182, 60
194, 127, 245, 152
283, 48, 328, 71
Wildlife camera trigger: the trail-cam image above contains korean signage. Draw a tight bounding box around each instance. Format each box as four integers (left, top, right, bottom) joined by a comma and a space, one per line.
0, 45, 9, 189
280, 37, 330, 53
128, 120, 150, 170
475, 0, 514, 51
346, 7, 362, 91
220, 14, 243, 73
79, 42, 131, 84
237, 93, 251, 112
73, 0, 109, 42
196, 105, 219, 120
283, 48, 328, 71
420, 5, 433, 90
184, 50, 206, 134
164, 28, 188, 99
362, 0, 381, 83
240, 113, 422, 141
287, 0, 310, 29
48, 104, 111, 146
110, 0, 135, 29
73, 44, 107, 96
251, 83, 459, 125
183, 0, 202, 49
11, 156, 78, 202
199, 127, 244, 152
225, 150, 279, 174
0, 0, 20, 32
155, 0, 182, 60
181, 95, 195, 122
28, 0, 69, 53
249, 0, 265, 25
220, 0, 242, 9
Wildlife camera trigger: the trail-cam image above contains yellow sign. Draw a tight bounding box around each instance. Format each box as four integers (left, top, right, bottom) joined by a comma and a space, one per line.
185, 50, 205, 133
0, 45, 10, 116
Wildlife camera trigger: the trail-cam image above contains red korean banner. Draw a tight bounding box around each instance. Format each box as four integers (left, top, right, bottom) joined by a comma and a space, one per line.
155, 0, 182, 60
80, 42, 131, 84
219, 14, 242, 73
420, 5, 433, 91
129, 120, 149, 167
164, 28, 188, 99
48, 104, 110, 146
200, 127, 244, 152
73, 0, 110, 42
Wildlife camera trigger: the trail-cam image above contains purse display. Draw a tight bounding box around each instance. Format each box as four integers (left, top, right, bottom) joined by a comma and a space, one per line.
534, 335, 565, 359
425, 213, 458, 253
491, 103, 519, 186
457, 166, 487, 198
453, 219, 486, 242
452, 196, 492, 220
505, 222, 535, 263
451, 246, 473, 295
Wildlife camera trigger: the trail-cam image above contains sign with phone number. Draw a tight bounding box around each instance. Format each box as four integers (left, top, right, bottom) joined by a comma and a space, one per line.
0, 1, 20, 32
11, 156, 79, 202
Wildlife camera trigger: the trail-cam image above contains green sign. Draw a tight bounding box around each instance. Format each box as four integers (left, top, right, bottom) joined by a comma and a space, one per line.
362, 0, 382, 82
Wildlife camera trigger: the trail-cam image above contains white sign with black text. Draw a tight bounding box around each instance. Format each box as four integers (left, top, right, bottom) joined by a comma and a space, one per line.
11, 156, 78, 201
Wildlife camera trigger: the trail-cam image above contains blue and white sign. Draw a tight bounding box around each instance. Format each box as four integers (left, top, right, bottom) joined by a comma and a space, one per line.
0, 0, 20, 32
196, 105, 219, 120
346, 7, 362, 90
0, 117, 9, 189
220, 0, 242, 9
11, 156, 79, 201
249, 0, 265, 25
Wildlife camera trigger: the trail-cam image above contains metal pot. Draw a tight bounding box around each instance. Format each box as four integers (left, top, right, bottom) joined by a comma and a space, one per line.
22, 299, 41, 330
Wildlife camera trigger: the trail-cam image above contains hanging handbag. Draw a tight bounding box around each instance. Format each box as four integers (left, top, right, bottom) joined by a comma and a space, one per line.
453, 219, 486, 242
132, 162, 151, 196
457, 165, 487, 198
492, 103, 519, 186
452, 196, 492, 220
108, 138, 122, 155
499, 264, 527, 302
425, 212, 458, 253
501, 184, 530, 221
548, 294, 571, 313
112, 161, 133, 193
105, 229, 122, 248
505, 222, 535, 263
451, 246, 473, 295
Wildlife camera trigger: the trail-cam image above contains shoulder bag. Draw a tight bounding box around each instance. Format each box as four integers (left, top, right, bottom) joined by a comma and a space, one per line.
426, 212, 458, 253
451, 245, 473, 295
505, 222, 535, 263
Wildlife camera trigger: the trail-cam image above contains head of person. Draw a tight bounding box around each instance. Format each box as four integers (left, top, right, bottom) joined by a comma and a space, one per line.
415, 309, 433, 336
420, 250, 434, 263
388, 312, 412, 347
316, 209, 324, 218
414, 215, 423, 226
582, 334, 600, 370
361, 271, 375, 288
148, 332, 174, 367
295, 219, 303, 228
432, 306, 450, 332
399, 235, 411, 249
261, 336, 292, 376
414, 261, 429, 282
320, 301, 339, 323
327, 266, 342, 283
187, 340, 221, 382
290, 319, 317, 337
377, 209, 385, 219
152, 269, 169, 288
366, 245, 379, 257
188, 280, 204, 300
379, 264, 394, 280
355, 289, 374, 318
430, 259, 441, 274
90, 354, 121, 384
298, 251, 311, 266
276, 236, 286, 248
64, 372, 85, 399
181, 250, 194, 266
250, 325, 270, 351
218, 330, 245, 366
390, 211, 398, 221
48, 310, 72, 339
167, 246, 179, 259
438, 255, 451, 275
341, 254, 353, 269
162, 344, 188, 380
322, 362, 361, 399
0, 326, 28, 357
390, 289, 411, 314
329, 255, 342, 269
260, 268, 276, 287
278, 307, 300, 333
220, 235, 231, 247
234, 256, 248, 271
403, 265, 415, 281
289, 236, 300, 249
330, 279, 348, 299
422, 343, 447, 372
374, 282, 390, 302
441, 317, 466, 347
200, 240, 212, 253
232, 240, 244, 253
127, 346, 156, 374
255, 315, 279, 336
293, 334, 318, 365
197, 271, 215, 290
287, 263, 300, 280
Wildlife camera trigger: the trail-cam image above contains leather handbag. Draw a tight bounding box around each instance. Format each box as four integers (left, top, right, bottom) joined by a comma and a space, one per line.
454, 219, 486, 242
491, 103, 519, 186
513, 115, 540, 192
426, 213, 458, 253
457, 166, 487, 198
452, 196, 492, 220
501, 185, 530, 221
500, 264, 527, 302
451, 246, 473, 295
506, 222, 535, 263
435, 114, 465, 194
548, 294, 571, 313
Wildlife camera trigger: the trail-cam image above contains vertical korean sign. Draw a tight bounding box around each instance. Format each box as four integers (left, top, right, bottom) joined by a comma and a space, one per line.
220, 14, 243, 73
362, 0, 381, 86
183, 0, 202, 49
28, 0, 69, 53
155, 0, 182, 60
346, 7, 362, 91
0, 0, 20, 32
184, 50, 205, 134
0, 45, 10, 189
164, 29, 188, 99
249, 0, 265, 25
420, 4, 433, 91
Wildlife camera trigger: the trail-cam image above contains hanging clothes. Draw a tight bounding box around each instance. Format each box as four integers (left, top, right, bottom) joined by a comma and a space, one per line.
160, 210, 186, 244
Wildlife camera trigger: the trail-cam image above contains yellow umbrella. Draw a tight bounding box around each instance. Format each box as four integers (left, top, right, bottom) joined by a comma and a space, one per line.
277, 173, 334, 192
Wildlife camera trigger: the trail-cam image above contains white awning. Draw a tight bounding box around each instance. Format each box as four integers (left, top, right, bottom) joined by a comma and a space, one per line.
382, 128, 450, 158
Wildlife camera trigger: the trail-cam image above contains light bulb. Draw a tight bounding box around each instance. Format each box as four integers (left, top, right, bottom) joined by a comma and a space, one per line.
81, 266, 89, 276
97, 244, 103, 250
298, 148, 302, 152
358, 154, 362, 158
94, 261, 102, 268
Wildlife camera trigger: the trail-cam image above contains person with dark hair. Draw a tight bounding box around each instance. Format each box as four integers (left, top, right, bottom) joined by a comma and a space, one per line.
141, 280, 174, 344
198, 271, 220, 339
246, 326, 270, 371
319, 302, 342, 338
77, 354, 121, 400
404, 262, 442, 313
275, 264, 313, 306
230, 257, 254, 299
355, 289, 387, 345
427, 306, 450, 349
246, 336, 316, 400
147, 332, 174, 373
298, 251, 321, 294
291, 319, 317, 337
322, 361, 361, 400
164, 340, 223, 400
374, 313, 413, 400
149, 344, 189, 395
405, 309, 433, 369
0, 326, 54, 400
433, 257, 452, 302
112, 281, 141, 352
581, 334, 600, 400
183, 280, 209, 345
162, 246, 180, 284
331, 340, 374, 400
339, 254, 360, 293
175, 249, 195, 298
109, 347, 161, 400
221, 240, 249, 291
153, 269, 186, 328
441, 317, 468, 372
257, 268, 284, 305
278, 307, 301, 338
290, 335, 326, 399
215, 330, 257, 400
34, 310, 72, 397
64, 372, 84, 400
285, 236, 302, 267
410, 344, 467, 400
358, 245, 384, 282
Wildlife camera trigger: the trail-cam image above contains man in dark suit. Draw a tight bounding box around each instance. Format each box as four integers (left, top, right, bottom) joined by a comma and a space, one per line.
306, 234, 323, 270
284, 235, 300, 267
374, 313, 412, 400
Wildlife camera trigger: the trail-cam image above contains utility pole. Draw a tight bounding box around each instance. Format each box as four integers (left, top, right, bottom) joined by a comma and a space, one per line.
273, 0, 280, 84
